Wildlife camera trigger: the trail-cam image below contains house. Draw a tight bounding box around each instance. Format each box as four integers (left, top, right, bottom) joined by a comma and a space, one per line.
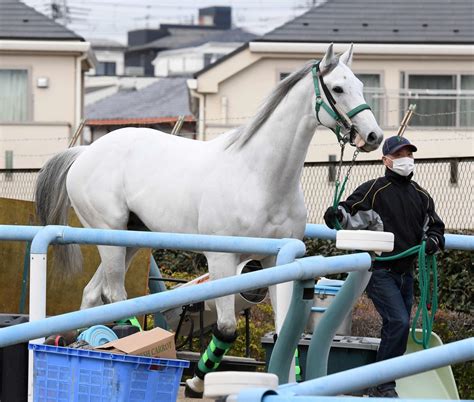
191, 0, 474, 162
84, 77, 195, 143
152, 28, 256, 77
87, 38, 126, 76
0, 0, 95, 169
190, 0, 473, 228
83, 6, 254, 143
125, 6, 246, 77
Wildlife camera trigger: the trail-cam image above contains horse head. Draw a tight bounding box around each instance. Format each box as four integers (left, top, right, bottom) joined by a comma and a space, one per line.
313, 44, 384, 152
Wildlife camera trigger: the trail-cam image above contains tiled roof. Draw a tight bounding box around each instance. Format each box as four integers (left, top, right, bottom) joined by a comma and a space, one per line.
129, 27, 256, 52
89, 38, 126, 49
0, 0, 83, 41
85, 78, 193, 122
259, 0, 474, 44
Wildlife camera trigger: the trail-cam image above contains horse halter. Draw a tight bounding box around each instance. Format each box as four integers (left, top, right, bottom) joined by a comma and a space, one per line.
311, 61, 371, 146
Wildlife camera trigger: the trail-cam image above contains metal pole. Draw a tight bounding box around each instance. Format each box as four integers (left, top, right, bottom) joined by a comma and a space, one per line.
0, 225, 42, 241
0, 253, 372, 348
278, 338, 474, 397
271, 241, 307, 382
304, 224, 474, 251
305, 269, 372, 379
245, 308, 251, 358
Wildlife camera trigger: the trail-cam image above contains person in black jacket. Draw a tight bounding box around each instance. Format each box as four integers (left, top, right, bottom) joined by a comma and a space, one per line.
324, 135, 445, 398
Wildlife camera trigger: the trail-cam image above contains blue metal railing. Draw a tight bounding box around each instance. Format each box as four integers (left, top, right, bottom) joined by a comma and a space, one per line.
236, 337, 474, 401
1, 223, 472, 396
0, 252, 371, 348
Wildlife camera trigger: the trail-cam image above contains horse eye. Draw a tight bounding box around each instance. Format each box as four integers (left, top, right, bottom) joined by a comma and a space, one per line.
333, 86, 344, 94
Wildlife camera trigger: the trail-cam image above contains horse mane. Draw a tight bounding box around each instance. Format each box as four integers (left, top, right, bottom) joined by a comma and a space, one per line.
224, 60, 315, 149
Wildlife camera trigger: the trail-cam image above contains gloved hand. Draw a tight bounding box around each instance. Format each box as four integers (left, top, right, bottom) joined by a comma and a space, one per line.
425, 236, 440, 255
323, 206, 343, 229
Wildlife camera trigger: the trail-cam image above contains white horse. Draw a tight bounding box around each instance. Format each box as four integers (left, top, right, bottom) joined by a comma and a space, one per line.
36, 44, 382, 393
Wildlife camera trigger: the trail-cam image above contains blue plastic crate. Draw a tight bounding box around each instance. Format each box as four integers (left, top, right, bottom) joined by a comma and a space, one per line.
29, 343, 189, 402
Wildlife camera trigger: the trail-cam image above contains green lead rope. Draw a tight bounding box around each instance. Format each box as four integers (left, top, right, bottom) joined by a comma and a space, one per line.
376, 242, 438, 349
412, 243, 438, 349
332, 176, 348, 231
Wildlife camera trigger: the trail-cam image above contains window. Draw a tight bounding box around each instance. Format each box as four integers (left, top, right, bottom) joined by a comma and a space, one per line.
460, 75, 474, 127
357, 74, 383, 124
401, 73, 474, 127
0, 69, 28, 122
96, 62, 116, 76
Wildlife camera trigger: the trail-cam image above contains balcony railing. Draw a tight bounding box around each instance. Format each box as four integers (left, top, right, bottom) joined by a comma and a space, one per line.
363, 88, 474, 128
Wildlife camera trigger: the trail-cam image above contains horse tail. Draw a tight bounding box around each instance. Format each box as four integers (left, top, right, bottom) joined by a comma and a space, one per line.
35, 146, 86, 276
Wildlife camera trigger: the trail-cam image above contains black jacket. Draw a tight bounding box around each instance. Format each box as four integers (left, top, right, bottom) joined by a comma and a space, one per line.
338, 168, 445, 273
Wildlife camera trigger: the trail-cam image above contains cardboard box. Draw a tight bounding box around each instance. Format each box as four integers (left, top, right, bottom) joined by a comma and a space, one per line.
95, 327, 176, 359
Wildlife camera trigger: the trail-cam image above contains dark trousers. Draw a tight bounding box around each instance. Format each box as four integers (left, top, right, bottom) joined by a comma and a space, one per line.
366, 268, 414, 391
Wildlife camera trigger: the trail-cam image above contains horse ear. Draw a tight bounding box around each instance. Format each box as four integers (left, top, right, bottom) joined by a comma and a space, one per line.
340, 43, 354, 67
320, 43, 339, 74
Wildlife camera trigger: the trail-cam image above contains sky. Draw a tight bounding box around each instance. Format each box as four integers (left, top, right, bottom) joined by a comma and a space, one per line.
22, 0, 319, 44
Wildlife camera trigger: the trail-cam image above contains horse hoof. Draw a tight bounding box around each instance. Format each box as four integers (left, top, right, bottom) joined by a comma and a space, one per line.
184, 384, 203, 399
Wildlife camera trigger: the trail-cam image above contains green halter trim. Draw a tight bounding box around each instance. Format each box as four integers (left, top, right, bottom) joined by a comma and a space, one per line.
311, 62, 371, 144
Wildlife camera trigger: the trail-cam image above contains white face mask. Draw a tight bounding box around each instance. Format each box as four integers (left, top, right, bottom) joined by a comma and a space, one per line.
387, 156, 415, 176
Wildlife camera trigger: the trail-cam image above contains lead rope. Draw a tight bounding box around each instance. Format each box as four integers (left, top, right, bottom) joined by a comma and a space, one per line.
332, 145, 359, 230
375, 242, 438, 349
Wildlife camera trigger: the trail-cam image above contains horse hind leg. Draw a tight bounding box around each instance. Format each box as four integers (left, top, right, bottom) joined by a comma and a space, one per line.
185, 253, 239, 397
81, 263, 105, 309
81, 247, 140, 309
97, 244, 137, 304
71, 204, 132, 308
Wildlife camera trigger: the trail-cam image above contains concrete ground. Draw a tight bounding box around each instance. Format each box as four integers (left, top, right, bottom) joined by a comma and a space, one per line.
177, 386, 214, 401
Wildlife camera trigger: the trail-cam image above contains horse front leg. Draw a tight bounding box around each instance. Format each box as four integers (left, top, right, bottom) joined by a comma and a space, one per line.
185, 252, 239, 398
260, 255, 290, 331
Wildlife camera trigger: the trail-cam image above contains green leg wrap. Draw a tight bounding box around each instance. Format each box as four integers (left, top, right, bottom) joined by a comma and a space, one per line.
294, 348, 302, 382
195, 327, 237, 379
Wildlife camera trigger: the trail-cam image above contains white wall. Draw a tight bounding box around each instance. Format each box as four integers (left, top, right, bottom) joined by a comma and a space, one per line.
0, 52, 80, 168
196, 46, 474, 162
153, 42, 242, 77
88, 48, 125, 76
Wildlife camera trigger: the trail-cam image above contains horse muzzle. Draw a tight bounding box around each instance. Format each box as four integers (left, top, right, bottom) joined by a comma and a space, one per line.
353, 130, 383, 152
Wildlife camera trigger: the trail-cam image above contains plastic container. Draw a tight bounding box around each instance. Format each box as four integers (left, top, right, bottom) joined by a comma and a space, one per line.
0, 314, 29, 402
305, 278, 352, 335
261, 332, 380, 392
29, 343, 189, 402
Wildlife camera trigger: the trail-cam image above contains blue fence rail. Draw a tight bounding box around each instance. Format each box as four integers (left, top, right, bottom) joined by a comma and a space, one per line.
236, 338, 474, 401
0, 223, 472, 400
0, 252, 371, 348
